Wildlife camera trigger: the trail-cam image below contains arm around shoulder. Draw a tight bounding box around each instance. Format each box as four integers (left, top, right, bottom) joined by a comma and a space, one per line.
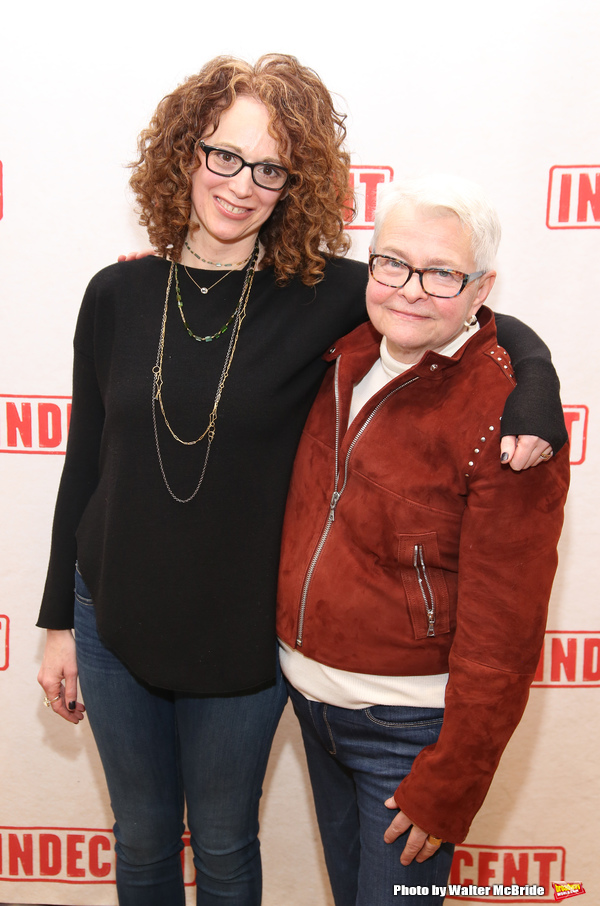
495, 312, 568, 453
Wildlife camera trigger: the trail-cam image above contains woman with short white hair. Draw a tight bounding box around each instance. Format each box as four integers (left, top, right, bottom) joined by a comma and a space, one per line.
277, 175, 569, 906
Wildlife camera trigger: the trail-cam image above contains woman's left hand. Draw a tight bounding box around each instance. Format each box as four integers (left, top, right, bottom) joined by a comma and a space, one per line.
384, 797, 443, 864
500, 435, 553, 471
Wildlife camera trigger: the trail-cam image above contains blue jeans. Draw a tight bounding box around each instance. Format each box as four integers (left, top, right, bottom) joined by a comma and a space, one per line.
74, 568, 287, 906
287, 683, 454, 906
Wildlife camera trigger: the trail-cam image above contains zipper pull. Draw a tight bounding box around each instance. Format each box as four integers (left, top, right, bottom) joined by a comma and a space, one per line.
329, 490, 340, 522
427, 618, 435, 637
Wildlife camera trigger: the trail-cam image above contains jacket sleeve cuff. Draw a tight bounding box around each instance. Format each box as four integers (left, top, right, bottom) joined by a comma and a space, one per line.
393, 654, 535, 843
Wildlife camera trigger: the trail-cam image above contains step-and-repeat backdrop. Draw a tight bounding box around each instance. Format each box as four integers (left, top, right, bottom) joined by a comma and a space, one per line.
1, 1, 597, 904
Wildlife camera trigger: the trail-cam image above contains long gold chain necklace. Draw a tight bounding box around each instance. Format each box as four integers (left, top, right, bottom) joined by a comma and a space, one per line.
151, 240, 259, 503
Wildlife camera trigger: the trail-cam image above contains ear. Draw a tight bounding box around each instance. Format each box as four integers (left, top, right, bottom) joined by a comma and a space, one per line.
469, 270, 496, 317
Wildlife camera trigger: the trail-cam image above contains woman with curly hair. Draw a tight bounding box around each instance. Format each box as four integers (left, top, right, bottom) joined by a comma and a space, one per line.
36, 54, 565, 905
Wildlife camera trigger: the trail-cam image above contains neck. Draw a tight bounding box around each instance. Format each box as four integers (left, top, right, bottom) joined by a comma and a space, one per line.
183, 230, 259, 270
385, 323, 479, 366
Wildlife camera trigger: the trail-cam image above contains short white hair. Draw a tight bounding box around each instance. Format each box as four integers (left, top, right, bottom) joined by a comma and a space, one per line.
372, 174, 501, 272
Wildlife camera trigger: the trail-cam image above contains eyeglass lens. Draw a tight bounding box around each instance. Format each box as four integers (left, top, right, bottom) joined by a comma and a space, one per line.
205, 147, 287, 190
372, 257, 465, 297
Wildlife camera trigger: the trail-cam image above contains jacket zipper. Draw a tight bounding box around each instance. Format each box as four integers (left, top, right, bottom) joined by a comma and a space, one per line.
295, 361, 420, 647
413, 544, 436, 637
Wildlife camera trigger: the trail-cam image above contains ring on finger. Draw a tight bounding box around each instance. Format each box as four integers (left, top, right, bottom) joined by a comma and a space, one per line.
43, 694, 61, 708
540, 450, 552, 460
426, 834, 443, 847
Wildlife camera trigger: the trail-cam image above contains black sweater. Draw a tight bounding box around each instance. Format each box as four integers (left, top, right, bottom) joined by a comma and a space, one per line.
37, 256, 566, 693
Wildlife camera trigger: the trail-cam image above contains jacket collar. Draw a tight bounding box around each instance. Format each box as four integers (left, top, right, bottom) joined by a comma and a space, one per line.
324, 306, 501, 385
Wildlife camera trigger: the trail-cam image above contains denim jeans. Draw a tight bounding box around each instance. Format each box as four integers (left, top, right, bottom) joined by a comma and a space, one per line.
74, 567, 287, 906
287, 683, 454, 906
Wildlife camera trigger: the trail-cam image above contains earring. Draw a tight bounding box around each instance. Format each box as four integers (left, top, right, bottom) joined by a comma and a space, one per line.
464, 314, 477, 331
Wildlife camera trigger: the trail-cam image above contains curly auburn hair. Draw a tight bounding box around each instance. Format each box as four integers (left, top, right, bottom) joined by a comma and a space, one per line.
129, 54, 354, 285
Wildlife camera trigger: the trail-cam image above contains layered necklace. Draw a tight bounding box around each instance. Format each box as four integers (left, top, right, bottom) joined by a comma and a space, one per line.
152, 240, 259, 503
175, 257, 251, 342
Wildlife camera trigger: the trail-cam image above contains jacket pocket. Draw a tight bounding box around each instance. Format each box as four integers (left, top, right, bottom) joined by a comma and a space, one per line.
397, 533, 450, 639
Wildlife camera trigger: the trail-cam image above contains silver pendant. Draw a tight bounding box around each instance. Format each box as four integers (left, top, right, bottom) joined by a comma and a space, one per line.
200, 287, 208, 295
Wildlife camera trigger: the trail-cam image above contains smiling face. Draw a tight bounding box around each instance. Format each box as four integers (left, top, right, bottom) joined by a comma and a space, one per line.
188, 95, 286, 262
366, 203, 496, 364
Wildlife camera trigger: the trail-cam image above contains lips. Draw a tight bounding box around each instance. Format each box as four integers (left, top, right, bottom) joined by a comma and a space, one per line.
387, 307, 430, 321
215, 196, 252, 216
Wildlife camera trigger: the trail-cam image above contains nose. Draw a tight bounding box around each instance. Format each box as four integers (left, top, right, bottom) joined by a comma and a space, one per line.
398, 270, 428, 303
228, 164, 255, 197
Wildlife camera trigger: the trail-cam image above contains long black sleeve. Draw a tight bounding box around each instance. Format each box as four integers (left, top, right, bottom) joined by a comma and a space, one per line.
495, 312, 568, 451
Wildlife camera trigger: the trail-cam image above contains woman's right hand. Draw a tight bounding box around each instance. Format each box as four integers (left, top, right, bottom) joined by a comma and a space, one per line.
38, 629, 85, 724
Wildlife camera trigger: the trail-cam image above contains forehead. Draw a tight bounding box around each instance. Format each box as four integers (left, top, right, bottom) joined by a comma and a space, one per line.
206, 96, 283, 156
377, 202, 476, 270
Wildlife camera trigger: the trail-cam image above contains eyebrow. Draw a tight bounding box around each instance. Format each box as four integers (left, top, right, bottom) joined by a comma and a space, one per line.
380, 249, 464, 270
210, 141, 284, 166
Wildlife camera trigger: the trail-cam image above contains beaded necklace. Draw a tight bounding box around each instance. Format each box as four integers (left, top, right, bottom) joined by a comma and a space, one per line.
184, 239, 249, 268
175, 265, 241, 342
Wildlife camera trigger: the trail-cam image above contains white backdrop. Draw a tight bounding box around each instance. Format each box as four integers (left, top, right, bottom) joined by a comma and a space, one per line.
0, 1, 598, 903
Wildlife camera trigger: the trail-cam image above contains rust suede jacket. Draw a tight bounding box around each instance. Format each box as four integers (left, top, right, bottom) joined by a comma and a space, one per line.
277, 307, 569, 843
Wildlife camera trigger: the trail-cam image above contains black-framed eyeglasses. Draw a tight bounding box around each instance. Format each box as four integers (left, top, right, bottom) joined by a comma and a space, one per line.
198, 140, 289, 192
369, 254, 485, 299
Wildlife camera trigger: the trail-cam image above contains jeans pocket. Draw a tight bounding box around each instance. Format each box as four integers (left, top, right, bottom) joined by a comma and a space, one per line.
364, 705, 444, 729
74, 563, 93, 606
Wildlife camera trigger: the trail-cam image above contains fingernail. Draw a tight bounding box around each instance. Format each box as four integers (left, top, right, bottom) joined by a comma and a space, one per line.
68, 701, 76, 711
501, 452, 509, 462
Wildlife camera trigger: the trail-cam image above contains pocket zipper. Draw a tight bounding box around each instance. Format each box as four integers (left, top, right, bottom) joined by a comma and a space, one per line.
413, 544, 436, 637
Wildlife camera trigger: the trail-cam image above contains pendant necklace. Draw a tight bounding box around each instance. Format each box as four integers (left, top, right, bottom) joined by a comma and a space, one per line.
183, 265, 233, 295
175, 265, 242, 342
